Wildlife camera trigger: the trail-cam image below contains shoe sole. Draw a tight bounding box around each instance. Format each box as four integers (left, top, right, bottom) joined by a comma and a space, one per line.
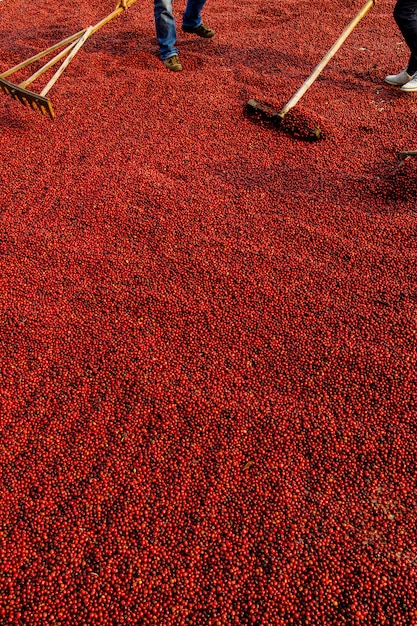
385, 79, 409, 86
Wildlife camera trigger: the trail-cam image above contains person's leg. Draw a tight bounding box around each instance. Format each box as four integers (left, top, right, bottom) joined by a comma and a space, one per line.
394, 0, 417, 74
182, 0, 207, 29
154, 0, 178, 60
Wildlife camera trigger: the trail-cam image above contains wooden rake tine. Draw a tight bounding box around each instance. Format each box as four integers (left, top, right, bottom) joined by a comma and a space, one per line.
0, 0, 138, 120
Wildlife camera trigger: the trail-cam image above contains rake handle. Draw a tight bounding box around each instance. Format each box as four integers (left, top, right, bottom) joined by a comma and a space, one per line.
399, 150, 417, 158
20, 40, 79, 89
90, 0, 138, 36
36, 2, 139, 97
0, 29, 89, 79
280, 0, 375, 116
40, 27, 94, 96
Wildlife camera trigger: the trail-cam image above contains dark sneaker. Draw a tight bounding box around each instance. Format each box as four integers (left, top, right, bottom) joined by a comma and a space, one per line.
181, 23, 215, 38
163, 55, 183, 71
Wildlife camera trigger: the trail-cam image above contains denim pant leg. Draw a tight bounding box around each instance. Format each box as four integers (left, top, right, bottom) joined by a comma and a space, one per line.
182, 0, 208, 28
154, 0, 178, 60
394, 0, 417, 74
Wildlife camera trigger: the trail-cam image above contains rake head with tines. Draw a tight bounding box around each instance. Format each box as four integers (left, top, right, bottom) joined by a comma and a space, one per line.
0, 76, 55, 119
0, 0, 137, 120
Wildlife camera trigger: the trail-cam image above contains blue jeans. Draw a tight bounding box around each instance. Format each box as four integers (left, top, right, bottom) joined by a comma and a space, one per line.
154, 0, 208, 60
394, 0, 417, 74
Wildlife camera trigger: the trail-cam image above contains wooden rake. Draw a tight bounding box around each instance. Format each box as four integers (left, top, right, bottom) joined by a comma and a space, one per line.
399, 150, 417, 159
0, 0, 137, 120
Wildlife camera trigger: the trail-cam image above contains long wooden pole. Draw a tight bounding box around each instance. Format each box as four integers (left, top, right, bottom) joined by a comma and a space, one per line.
280, 0, 375, 117
89, 0, 139, 36
399, 150, 417, 159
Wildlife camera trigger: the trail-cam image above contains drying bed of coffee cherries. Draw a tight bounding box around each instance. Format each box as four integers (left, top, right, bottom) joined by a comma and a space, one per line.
0, 0, 416, 623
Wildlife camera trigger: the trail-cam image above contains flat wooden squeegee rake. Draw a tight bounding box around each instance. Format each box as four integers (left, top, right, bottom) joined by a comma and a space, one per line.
247, 0, 375, 140
0, 0, 137, 120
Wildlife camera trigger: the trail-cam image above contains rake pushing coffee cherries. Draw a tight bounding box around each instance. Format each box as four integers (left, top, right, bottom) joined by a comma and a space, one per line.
385, 0, 417, 91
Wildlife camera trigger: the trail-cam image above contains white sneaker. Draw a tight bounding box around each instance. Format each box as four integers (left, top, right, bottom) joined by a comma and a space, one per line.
401, 72, 417, 92
385, 69, 412, 86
